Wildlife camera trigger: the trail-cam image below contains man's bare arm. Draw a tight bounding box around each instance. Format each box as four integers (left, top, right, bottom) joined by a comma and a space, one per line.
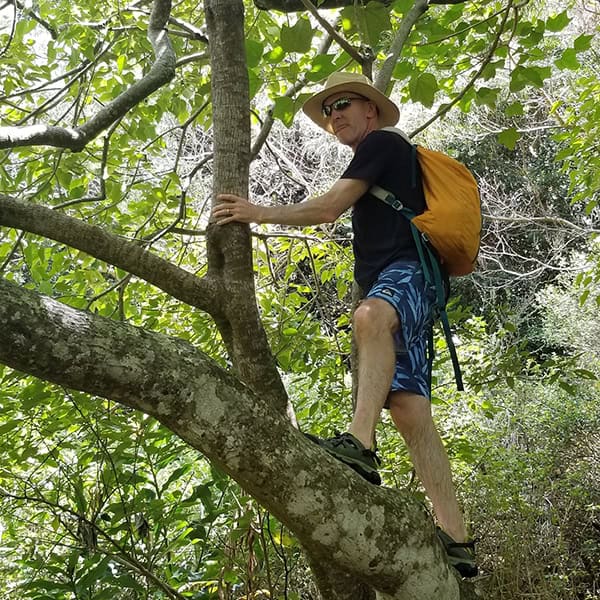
213, 178, 369, 226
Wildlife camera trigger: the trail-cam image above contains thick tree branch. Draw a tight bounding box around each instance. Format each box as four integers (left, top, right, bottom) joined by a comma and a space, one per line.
0, 0, 176, 151
0, 195, 221, 315
0, 277, 467, 600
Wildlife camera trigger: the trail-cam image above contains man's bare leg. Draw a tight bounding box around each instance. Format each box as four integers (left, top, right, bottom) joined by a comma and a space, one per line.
389, 390, 468, 542
348, 298, 399, 449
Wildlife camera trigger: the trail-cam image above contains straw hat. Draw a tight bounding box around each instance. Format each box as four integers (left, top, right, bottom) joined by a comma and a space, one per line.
302, 71, 400, 133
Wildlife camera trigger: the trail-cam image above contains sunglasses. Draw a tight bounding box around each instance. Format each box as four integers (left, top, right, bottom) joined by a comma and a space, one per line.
321, 96, 369, 118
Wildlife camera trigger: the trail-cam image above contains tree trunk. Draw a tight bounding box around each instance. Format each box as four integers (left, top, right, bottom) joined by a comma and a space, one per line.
203, 0, 291, 415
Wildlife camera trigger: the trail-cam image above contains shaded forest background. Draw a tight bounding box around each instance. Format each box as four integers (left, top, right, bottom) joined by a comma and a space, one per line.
0, 0, 599, 598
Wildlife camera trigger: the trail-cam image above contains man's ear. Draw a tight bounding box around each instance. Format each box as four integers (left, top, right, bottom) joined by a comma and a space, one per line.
366, 101, 379, 119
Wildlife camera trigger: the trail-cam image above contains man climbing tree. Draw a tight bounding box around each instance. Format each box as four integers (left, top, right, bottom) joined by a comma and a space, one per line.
214, 71, 477, 578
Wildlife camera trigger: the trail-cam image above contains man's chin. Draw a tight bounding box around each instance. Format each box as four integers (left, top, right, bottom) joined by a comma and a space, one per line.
334, 128, 353, 145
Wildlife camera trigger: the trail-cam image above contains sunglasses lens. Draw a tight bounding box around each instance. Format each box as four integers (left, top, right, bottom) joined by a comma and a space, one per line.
333, 98, 351, 111
322, 97, 353, 118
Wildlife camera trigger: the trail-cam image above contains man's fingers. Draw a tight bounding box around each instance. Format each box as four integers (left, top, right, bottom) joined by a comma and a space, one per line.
213, 199, 236, 220
213, 194, 253, 224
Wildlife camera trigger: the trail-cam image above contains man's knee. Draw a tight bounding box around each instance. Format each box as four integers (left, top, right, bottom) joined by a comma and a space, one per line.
353, 298, 398, 338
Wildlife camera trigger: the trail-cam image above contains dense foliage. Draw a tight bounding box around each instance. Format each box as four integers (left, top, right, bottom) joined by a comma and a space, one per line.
1, 0, 599, 598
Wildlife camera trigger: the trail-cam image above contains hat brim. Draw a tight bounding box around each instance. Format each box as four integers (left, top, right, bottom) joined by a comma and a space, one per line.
302, 81, 399, 133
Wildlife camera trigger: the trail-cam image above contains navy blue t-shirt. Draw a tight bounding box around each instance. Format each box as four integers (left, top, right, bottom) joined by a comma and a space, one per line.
340, 129, 426, 291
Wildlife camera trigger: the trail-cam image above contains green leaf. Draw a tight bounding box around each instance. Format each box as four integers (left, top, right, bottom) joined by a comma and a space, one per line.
574, 34, 594, 52
558, 380, 576, 395
76, 556, 111, 591
272, 96, 296, 127
163, 464, 192, 489
546, 11, 570, 32
306, 54, 339, 82
55, 168, 72, 190
0, 420, 21, 436
392, 0, 413, 13
393, 61, 413, 81
265, 46, 285, 64
510, 66, 551, 92
245, 40, 264, 69
15, 18, 37, 38
363, 1, 391, 48
517, 21, 545, 47
573, 369, 598, 381
505, 102, 524, 117
555, 48, 580, 71
481, 59, 505, 81
497, 127, 520, 150
72, 479, 87, 514
280, 18, 313, 54
248, 67, 262, 100
475, 87, 499, 108
409, 72, 438, 108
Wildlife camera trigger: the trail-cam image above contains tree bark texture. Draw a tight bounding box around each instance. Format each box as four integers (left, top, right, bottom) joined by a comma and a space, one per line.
204, 0, 290, 413
0, 276, 468, 600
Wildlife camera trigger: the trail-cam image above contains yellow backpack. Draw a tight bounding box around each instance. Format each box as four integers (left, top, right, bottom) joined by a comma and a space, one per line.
370, 127, 481, 276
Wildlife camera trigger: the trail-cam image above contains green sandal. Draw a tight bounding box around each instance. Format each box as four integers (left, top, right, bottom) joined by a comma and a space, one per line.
304, 431, 382, 485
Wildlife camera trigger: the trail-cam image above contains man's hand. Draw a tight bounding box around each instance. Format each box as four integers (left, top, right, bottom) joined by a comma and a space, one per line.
213, 194, 261, 225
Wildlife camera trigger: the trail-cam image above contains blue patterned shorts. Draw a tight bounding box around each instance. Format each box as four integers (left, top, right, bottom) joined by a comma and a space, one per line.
366, 261, 436, 401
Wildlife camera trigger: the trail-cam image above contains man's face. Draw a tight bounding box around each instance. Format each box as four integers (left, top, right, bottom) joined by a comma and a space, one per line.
321, 91, 378, 150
